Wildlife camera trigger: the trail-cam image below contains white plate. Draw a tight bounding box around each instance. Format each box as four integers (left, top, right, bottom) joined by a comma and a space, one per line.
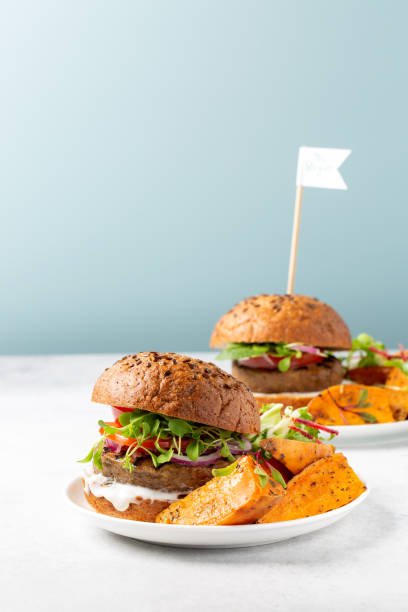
66, 477, 369, 549
332, 419, 408, 447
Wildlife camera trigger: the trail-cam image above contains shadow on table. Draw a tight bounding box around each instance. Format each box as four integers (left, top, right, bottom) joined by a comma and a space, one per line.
99, 497, 396, 566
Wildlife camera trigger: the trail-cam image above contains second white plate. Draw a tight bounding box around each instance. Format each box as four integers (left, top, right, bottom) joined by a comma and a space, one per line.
332, 419, 408, 447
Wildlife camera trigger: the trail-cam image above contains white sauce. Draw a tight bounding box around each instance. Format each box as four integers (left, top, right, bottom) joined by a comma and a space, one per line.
82, 465, 181, 512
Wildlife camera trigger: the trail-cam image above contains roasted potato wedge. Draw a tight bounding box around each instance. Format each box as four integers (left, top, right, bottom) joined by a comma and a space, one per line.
260, 437, 334, 474
308, 384, 395, 425
385, 367, 408, 390
156, 455, 284, 525
258, 453, 366, 523
383, 369, 408, 420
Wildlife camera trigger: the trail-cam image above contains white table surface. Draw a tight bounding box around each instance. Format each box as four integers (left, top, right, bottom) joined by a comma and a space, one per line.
2, 353, 408, 612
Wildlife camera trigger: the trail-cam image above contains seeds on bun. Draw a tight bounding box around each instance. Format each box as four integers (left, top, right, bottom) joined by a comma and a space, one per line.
210, 294, 351, 350
92, 352, 259, 434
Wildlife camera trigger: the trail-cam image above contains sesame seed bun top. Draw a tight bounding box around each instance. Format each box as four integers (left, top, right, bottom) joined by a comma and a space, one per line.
92, 352, 260, 434
210, 294, 351, 350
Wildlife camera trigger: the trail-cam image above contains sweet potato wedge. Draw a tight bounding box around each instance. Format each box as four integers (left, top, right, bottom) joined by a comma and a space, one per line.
156, 455, 284, 525
382, 387, 408, 421
346, 367, 408, 420
260, 438, 335, 475
258, 453, 366, 523
308, 384, 395, 425
385, 366, 408, 390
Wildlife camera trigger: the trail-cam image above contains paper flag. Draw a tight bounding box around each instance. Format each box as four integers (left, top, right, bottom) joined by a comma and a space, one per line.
296, 146, 351, 190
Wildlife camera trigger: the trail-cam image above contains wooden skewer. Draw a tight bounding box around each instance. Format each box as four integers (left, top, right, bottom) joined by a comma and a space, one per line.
286, 185, 304, 294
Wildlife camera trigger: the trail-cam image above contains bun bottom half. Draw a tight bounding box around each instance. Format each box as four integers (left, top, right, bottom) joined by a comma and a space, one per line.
83, 486, 170, 522
253, 391, 322, 411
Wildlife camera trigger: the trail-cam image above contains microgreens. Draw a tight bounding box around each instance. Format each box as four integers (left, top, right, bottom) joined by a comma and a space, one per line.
252, 449, 287, 489
253, 404, 337, 446
265, 464, 287, 489
345, 333, 408, 376
254, 466, 269, 488
216, 342, 327, 372
212, 453, 287, 489
212, 462, 237, 478
79, 409, 248, 472
79, 404, 337, 490
78, 437, 106, 470
216, 343, 283, 361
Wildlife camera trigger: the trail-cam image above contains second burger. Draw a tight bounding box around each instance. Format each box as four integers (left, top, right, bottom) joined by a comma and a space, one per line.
210, 294, 351, 408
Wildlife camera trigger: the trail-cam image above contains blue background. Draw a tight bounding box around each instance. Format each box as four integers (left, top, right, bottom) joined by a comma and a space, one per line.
1, 1, 407, 355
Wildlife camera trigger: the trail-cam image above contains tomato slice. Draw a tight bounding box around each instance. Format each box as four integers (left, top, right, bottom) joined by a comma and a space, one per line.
238, 353, 323, 370
99, 420, 120, 432
99, 420, 193, 454
112, 406, 135, 420
106, 432, 138, 446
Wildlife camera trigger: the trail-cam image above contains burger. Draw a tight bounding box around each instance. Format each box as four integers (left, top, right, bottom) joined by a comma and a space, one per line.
210, 294, 351, 409
79, 352, 259, 522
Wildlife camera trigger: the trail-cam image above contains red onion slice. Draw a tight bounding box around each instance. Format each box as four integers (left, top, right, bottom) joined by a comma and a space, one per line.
170, 450, 224, 467
289, 425, 322, 443
238, 354, 279, 370
289, 344, 325, 356
294, 417, 338, 436
104, 438, 122, 453
227, 438, 252, 452
170, 439, 250, 467
104, 433, 251, 467
369, 346, 390, 359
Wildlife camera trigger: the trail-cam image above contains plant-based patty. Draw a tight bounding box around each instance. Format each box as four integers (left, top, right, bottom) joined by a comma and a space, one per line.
100, 450, 228, 492
231, 356, 344, 393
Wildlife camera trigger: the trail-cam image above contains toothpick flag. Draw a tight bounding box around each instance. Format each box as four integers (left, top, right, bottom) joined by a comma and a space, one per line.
287, 146, 351, 294
296, 146, 351, 190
